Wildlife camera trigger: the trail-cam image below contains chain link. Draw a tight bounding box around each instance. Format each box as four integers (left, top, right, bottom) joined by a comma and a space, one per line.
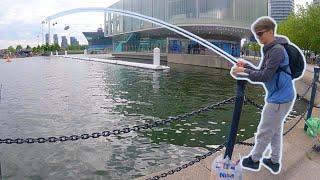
245, 97, 263, 110
283, 110, 307, 136
146, 145, 225, 180
296, 79, 315, 101
0, 97, 235, 145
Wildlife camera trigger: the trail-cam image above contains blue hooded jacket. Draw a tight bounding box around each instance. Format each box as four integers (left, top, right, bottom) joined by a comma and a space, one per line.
244, 37, 295, 104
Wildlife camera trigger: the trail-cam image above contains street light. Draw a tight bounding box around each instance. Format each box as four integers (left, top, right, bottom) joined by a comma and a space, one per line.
41, 21, 46, 45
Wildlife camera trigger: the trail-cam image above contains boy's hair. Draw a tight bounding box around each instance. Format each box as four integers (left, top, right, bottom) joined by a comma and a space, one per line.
253, 17, 276, 33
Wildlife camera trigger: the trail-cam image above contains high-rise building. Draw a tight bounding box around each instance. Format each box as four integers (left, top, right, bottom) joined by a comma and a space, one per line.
45, 33, 50, 45
70, 37, 79, 46
270, 0, 294, 22
53, 34, 59, 45
313, 0, 320, 5
61, 36, 68, 49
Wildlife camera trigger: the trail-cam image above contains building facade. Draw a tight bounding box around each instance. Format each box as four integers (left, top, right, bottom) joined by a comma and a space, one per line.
45, 33, 50, 45
53, 34, 59, 45
270, 0, 294, 22
61, 36, 68, 49
84, 0, 267, 56
70, 37, 79, 46
313, 0, 320, 5
82, 28, 113, 52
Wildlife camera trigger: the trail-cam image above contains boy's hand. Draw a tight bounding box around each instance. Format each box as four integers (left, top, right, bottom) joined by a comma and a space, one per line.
232, 66, 246, 74
236, 60, 247, 67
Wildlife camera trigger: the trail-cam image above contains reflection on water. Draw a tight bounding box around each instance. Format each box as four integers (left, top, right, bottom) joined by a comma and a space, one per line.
0, 56, 306, 179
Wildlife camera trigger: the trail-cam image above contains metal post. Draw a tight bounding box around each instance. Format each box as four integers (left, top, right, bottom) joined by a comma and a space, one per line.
41, 21, 45, 45
48, 21, 51, 45
224, 80, 247, 159
305, 67, 320, 131
104, 11, 107, 37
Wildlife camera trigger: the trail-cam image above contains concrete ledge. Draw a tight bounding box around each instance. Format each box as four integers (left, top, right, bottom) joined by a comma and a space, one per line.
167, 54, 234, 70
112, 52, 167, 61
58, 55, 170, 70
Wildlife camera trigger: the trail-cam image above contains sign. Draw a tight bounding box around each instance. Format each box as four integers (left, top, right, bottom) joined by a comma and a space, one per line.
212, 155, 243, 180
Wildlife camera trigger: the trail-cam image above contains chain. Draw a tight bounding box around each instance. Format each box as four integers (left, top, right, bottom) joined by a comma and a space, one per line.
0, 97, 235, 145
146, 145, 225, 180
313, 144, 320, 153
236, 141, 254, 146
245, 97, 263, 110
283, 110, 307, 136
296, 79, 315, 101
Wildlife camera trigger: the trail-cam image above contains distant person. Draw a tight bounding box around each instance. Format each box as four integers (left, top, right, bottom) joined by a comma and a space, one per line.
316, 55, 320, 66
231, 17, 305, 174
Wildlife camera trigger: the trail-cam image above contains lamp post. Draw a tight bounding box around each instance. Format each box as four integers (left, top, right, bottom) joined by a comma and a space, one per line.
267, 0, 271, 16
41, 21, 45, 45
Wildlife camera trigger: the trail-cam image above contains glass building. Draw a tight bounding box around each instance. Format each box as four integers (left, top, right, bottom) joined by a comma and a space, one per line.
98, 0, 268, 56
270, 0, 294, 23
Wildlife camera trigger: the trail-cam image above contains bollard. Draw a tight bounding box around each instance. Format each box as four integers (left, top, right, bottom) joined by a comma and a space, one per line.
153, 47, 160, 66
65, 51, 67, 55
224, 80, 247, 159
55, 50, 58, 56
305, 67, 320, 131
84, 49, 87, 55
50, 51, 53, 56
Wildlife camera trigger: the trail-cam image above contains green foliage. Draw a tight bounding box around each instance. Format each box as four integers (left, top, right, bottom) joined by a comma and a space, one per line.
16, 45, 23, 51
7, 46, 15, 53
278, 5, 320, 54
67, 45, 87, 51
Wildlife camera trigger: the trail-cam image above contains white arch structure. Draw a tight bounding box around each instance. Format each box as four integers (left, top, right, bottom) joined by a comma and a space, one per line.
46, 7, 238, 64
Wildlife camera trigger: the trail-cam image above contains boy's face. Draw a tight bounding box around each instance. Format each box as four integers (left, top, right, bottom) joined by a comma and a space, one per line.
255, 29, 274, 44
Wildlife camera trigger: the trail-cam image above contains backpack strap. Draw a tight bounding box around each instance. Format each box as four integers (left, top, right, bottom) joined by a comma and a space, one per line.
277, 65, 292, 77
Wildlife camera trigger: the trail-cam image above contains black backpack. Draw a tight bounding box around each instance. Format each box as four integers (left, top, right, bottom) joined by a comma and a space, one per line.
279, 43, 305, 79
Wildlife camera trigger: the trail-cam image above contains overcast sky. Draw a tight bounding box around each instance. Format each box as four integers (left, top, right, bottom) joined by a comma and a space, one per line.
0, 0, 313, 49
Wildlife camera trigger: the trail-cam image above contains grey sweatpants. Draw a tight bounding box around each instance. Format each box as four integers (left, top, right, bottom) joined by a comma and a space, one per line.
251, 101, 293, 163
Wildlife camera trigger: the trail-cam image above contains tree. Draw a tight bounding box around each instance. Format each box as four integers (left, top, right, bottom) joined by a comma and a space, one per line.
7, 46, 15, 53
278, 5, 320, 57
248, 42, 261, 59
26, 45, 31, 50
16, 45, 23, 52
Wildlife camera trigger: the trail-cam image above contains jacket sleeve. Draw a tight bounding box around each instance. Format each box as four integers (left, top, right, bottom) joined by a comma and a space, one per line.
244, 47, 284, 82
244, 63, 258, 70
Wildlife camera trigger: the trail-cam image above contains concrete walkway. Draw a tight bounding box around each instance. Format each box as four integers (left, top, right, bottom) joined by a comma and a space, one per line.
139, 111, 320, 180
